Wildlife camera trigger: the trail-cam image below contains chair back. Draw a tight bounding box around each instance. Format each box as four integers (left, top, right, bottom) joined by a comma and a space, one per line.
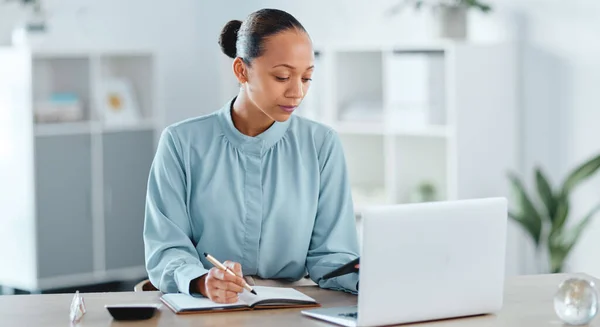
134, 279, 158, 292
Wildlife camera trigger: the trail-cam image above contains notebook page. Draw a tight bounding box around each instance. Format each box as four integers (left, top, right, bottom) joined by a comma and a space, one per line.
161, 293, 247, 311
239, 286, 316, 306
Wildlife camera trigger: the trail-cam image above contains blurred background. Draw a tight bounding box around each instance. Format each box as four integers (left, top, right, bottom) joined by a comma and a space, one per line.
1, 0, 599, 295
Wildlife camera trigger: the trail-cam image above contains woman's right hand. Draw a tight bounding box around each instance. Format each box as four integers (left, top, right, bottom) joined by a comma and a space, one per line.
197, 261, 246, 303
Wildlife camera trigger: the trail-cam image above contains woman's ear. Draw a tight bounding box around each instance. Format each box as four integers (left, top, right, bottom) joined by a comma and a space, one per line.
232, 57, 248, 84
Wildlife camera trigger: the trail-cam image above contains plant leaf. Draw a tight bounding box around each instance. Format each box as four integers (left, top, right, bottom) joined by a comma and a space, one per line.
551, 195, 569, 237
507, 172, 543, 246
549, 202, 600, 273
548, 244, 568, 273
560, 202, 600, 252
477, 3, 492, 13
561, 153, 600, 195
461, 0, 492, 12
509, 211, 542, 246
535, 167, 556, 219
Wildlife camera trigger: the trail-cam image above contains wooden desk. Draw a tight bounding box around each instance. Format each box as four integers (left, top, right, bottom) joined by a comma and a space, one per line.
0, 273, 598, 327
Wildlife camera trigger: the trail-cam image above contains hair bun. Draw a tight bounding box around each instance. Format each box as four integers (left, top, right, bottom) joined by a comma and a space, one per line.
219, 20, 242, 59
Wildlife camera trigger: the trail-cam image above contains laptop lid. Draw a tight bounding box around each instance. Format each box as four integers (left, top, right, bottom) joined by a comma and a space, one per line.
356, 197, 507, 326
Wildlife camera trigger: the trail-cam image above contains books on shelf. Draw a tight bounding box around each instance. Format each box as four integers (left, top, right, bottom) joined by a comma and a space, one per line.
34, 93, 84, 123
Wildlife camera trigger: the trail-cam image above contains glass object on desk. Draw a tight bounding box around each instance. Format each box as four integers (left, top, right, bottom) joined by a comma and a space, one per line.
554, 278, 598, 325
69, 290, 87, 324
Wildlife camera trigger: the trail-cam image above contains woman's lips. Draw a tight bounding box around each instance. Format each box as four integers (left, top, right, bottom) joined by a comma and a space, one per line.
279, 105, 297, 113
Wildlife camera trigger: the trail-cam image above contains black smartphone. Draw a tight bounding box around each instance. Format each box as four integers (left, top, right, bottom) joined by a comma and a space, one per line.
322, 257, 360, 279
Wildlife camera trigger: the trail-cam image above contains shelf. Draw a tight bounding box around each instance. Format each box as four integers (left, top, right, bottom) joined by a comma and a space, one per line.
99, 55, 155, 121
332, 121, 385, 135
335, 51, 383, 123
387, 125, 451, 138
101, 119, 157, 133
393, 137, 448, 204
332, 121, 451, 138
1, 47, 162, 292
33, 57, 92, 122
354, 203, 389, 216
32, 48, 155, 59
353, 199, 390, 214
35, 119, 157, 136
35, 121, 94, 137
315, 42, 449, 54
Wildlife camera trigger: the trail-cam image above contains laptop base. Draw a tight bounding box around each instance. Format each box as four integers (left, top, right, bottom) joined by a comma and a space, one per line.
301, 305, 358, 327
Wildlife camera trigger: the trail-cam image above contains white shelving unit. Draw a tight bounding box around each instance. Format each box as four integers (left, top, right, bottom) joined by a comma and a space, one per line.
299, 42, 518, 218
0, 46, 161, 293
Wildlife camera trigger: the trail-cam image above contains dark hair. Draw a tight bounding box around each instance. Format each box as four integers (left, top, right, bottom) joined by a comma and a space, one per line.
218, 9, 307, 64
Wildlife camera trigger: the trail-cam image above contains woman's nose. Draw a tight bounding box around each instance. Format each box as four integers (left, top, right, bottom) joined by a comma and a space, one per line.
286, 79, 304, 99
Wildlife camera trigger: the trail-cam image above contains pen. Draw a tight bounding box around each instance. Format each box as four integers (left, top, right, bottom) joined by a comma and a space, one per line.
203, 252, 257, 295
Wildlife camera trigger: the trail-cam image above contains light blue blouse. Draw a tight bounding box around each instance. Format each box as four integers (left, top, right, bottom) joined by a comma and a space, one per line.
143, 98, 360, 296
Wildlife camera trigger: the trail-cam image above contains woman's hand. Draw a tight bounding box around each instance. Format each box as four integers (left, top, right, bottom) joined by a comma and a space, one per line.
197, 261, 246, 303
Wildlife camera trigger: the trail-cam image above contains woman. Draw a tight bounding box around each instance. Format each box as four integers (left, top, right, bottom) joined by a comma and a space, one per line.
144, 8, 359, 304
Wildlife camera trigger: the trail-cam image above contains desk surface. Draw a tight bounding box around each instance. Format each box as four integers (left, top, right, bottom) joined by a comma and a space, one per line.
0, 273, 598, 327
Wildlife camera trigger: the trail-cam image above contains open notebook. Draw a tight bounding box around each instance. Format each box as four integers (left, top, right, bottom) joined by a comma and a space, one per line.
161, 286, 320, 314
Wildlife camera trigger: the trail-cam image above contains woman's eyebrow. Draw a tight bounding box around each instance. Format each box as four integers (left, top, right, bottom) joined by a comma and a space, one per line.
272, 64, 295, 69
272, 64, 315, 70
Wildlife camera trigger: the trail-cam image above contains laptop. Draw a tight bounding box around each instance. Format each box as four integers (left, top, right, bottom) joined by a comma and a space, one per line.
302, 197, 507, 327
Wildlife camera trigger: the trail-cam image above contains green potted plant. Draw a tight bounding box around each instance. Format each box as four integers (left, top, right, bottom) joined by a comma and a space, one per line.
507, 153, 600, 273
409, 181, 438, 203
388, 0, 493, 40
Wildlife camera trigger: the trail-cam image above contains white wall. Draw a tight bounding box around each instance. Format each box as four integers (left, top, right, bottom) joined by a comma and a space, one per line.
507, 0, 600, 277
246, 0, 600, 277
2, 0, 599, 277
472, 0, 600, 277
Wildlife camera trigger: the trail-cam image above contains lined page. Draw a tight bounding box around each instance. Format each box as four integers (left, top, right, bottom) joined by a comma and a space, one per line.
240, 286, 316, 306
161, 293, 247, 311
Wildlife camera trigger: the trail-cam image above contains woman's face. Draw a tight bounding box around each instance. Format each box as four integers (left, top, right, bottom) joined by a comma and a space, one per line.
239, 29, 314, 122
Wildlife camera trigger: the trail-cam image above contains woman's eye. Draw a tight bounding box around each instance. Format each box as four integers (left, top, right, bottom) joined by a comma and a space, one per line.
302, 78, 312, 83
275, 76, 289, 81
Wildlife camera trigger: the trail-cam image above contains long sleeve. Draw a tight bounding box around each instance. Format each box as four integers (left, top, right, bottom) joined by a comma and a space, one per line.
143, 127, 208, 295
306, 129, 360, 294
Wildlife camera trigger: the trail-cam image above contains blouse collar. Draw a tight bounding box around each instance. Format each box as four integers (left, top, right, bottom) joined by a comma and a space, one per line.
217, 97, 291, 156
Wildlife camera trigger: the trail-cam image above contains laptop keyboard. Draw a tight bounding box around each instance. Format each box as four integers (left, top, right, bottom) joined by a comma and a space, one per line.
338, 312, 358, 319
